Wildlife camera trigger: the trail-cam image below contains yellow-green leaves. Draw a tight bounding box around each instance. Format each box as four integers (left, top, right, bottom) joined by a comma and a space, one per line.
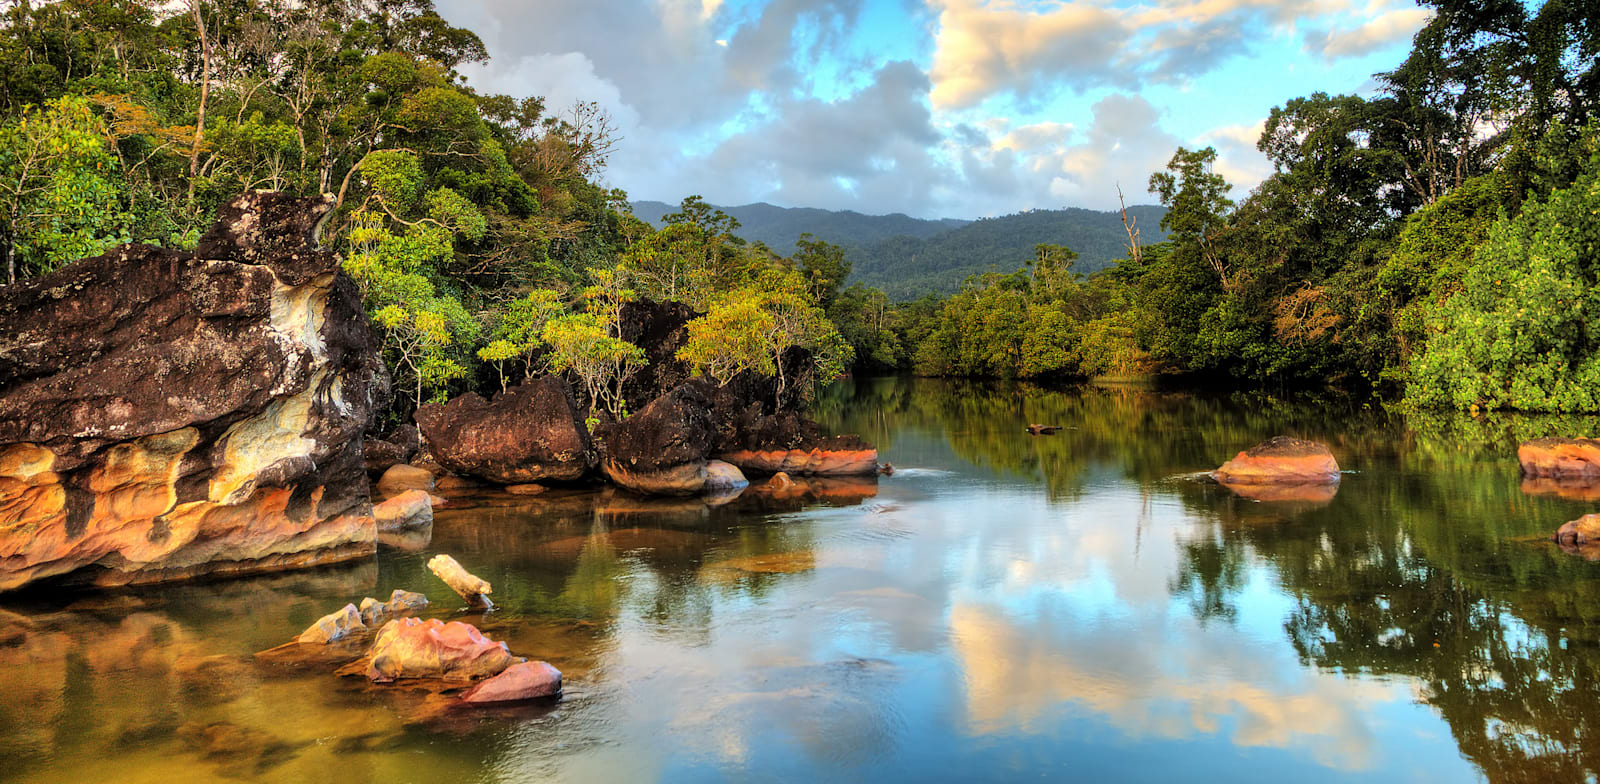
542, 313, 646, 417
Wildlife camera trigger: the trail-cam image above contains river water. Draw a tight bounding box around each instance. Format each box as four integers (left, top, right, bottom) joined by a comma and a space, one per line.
5, 377, 1600, 783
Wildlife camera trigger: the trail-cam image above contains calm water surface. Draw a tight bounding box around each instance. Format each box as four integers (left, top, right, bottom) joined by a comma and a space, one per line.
6, 378, 1600, 783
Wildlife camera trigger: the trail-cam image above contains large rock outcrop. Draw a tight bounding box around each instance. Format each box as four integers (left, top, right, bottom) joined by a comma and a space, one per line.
0, 192, 385, 591
414, 377, 596, 484
599, 379, 717, 495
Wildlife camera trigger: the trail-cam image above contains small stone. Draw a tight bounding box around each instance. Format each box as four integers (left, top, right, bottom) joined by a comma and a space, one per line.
373, 490, 433, 532
358, 589, 430, 624
703, 460, 748, 491
461, 661, 562, 704
768, 472, 796, 490
505, 483, 547, 496
296, 603, 364, 644
428, 554, 493, 609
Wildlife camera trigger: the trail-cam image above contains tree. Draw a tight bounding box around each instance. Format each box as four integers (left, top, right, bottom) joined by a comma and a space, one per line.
1149, 147, 1234, 290
541, 312, 646, 419
677, 299, 776, 385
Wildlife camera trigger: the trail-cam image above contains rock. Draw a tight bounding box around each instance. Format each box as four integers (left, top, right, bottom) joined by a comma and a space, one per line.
460, 660, 563, 703
600, 380, 716, 495
415, 377, 597, 484
718, 437, 880, 476
704, 460, 748, 491
428, 493, 449, 507
768, 472, 796, 490
0, 192, 384, 592
373, 490, 433, 533
434, 474, 480, 491
365, 617, 518, 682
428, 553, 493, 609
1026, 424, 1062, 435
504, 483, 547, 496
358, 589, 429, 624
296, 603, 365, 644
617, 299, 698, 411
362, 427, 420, 476
1521, 476, 1600, 501
1211, 437, 1340, 485
376, 464, 436, 495
1519, 437, 1600, 479
879, 463, 894, 476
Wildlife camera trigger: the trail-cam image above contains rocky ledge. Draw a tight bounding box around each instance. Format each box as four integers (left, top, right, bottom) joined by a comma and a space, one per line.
1212, 437, 1340, 486
0, 193, 385, 591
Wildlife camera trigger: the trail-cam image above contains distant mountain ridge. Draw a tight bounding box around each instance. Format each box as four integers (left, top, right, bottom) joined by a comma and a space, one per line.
629, 200, 1168, 300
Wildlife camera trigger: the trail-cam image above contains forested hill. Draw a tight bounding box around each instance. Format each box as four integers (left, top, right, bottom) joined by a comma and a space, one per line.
632, 200, 1167, 300
629, 200, 968, 249
850, 206, 1168, 299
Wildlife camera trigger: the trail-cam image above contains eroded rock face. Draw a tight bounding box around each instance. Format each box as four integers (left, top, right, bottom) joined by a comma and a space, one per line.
365, 618, 518, 682
1520, 438, 1600, 479
0, 192, 384, 591
415, 377, 596, 484
1212, 437, 1340, 486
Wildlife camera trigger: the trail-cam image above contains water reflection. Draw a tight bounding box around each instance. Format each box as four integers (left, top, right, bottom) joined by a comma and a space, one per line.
7, 378, 1600, 781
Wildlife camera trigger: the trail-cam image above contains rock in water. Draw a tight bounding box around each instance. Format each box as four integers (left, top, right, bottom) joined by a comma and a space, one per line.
358, 589, 430, 624
414, 377, 596, 484
375, 464, 435, 496
1212, 437, 1340, 485
0, 192, 384, 591
428, 554, 493, 609
460, 660, 563, 703
704, 460, 748, 491
600, 380, 717, 495
297, 603, 365, 644
373, 490, 433, 533
365, 617, 518, 682
1519, 438, 1600, 479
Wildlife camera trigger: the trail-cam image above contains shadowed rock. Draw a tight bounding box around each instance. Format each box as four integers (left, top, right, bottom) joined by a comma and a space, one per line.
415, 377, 596, 484
0, 192, 384, 591
599, 380, 717, 495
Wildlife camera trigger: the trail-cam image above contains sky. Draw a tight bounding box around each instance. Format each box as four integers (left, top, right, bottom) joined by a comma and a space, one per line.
439, 0, 1434, 218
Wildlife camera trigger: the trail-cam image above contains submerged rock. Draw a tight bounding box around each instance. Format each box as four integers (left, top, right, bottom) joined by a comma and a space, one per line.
1212, 437, 1340, 485
415, 377, 597, 484
297, 603, 365, 644
1554, 514, 1600, 559
504, 483, 547, 496
365, 617, 518, 682
460, 660, 563, 704
0, 192, 384, 591
428, 553, 493, 609
358, 589, 430, 624
1520, 437, 1600, 479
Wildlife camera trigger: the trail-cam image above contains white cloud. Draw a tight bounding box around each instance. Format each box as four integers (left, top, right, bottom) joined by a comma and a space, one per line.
1306, 6, 1433, 59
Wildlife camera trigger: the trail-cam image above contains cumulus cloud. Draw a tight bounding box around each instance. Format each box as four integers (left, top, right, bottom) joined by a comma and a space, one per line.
927, 0, 1131, 109
1306, 6, 1433, 60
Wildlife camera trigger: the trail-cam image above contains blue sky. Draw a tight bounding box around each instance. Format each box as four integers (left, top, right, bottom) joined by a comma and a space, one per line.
442, 0, 1432, 218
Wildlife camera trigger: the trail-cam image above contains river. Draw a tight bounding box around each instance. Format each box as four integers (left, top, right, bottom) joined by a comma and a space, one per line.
4, 377, 1599, 782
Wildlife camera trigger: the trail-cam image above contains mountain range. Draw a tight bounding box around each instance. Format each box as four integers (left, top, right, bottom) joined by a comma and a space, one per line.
630, 200, 1169, 300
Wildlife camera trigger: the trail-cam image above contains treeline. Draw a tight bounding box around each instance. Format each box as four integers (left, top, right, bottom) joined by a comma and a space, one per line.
904, 0, 1600, 413
0, 0, 866, 427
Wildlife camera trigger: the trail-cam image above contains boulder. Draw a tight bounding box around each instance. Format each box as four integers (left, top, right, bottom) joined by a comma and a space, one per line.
296, 603, 364, 644
504, 483, 547, 496
600, 380, 716, 495
375, 464, 435, 495
0, 192, 384, 591
711, 407, 879, 476
617, 299, 698, 410
704, 460, 749, 491
364, 618, 518, 682
373, 490, 433, 533
1554, 514, 1600, 559
767, 472, 796, 491
358, 589, 429, 624
460, 660, 563, 703
428, 553, 493, 609
1212, 437, 1340, 485
1519, 438, 1600, 479
415, 377, 596, 484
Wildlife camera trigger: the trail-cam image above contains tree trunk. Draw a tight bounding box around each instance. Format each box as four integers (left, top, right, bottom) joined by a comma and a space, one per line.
187, 0, 211, 201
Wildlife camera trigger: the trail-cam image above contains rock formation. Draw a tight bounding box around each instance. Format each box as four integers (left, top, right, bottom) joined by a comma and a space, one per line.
365, 617, 519, 682
414, 376, 596, 484
1554, 513, 1600, 559
363, 425, 420, 475
599, 380, 718, 495
0, 192, 384, 591
428, 553, 493, 609
1212, 437, 1340, 486
1519, 437, 1600, 479
460, 660, 563, 703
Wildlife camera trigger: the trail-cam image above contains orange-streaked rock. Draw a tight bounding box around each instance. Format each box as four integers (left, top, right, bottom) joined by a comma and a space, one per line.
717, 447, 879, 476
1212, 437, 1340, 486
602, 459, 708, 496
1519, 437, 1600, 479
365, 618, 519, 683
373, 490, 432, 533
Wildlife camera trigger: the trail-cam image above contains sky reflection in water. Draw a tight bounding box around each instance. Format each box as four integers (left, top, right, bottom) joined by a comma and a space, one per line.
7, 377, 1600, 782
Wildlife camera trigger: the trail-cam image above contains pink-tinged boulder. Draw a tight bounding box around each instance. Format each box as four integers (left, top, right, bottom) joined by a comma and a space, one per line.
296, 603, 365, 644
717, 441, 880, 476
373, 490, 433, 532
415, 377, 597, 484
1212, 437, 1340, 485
365, 617, 519, 682
1519, 438, 1600, 479
460, 660, 563, 704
